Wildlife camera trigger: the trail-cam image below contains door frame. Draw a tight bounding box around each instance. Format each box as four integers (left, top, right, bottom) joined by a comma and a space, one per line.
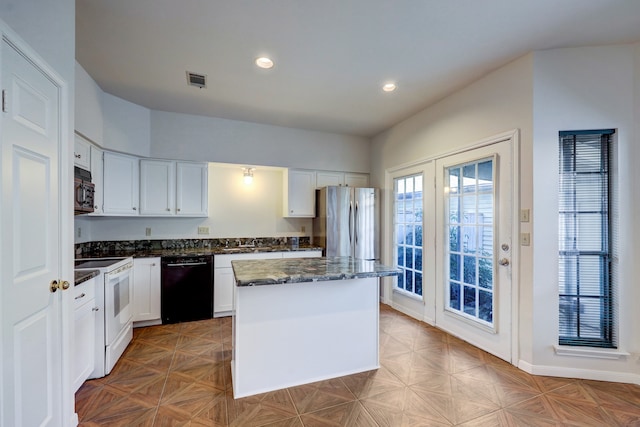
384, 129, 520, 365
0, 19, 74, 426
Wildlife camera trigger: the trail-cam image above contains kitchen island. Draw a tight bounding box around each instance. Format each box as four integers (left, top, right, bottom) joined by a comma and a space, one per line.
230, 257, 400, 398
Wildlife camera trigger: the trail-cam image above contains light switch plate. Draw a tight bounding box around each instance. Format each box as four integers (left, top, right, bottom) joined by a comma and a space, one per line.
197, 226, 210, 235
520, 209, 530, 222
520, 232, 531, 246
145, 227, 151, 236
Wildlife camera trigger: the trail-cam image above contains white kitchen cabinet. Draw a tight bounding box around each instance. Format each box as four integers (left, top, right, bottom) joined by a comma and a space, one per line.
283, 169, 316, 217
176, 162, 208, 216
72, 277, 97, 392
140, 160, 175, 216
89, 144, 104, 215
139, 160, 208, 217
214, 251, 322, 317
103, 151, 139, 215
74, 133, 91, 169
315, 171, 369, 188
344, 173, 369, 187
132, 257, 161, 325
315, 171, 344, 188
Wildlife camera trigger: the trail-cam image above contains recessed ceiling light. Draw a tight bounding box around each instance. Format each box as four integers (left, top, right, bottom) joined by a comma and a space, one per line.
382, 82, 397, 92
255, 57, 274, 69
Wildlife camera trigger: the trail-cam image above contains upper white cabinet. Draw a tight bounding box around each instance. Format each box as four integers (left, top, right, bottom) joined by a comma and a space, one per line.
316, 171, 369, 188
73, 133, 91, 169
89, 145, 104, 215
283, 169, 316, 217
344, 173, 369, 187
315, 171, 343, 188
176, 162, 208, 216
139, 160, 208, 217
140, 160, 175, 216
103, 151, 140, 215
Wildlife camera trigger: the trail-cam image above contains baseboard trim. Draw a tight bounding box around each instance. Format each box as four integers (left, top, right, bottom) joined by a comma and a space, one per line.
518, 359, 640, 385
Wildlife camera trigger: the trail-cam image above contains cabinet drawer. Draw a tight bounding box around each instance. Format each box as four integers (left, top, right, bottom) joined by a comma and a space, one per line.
74, 277, 96, 309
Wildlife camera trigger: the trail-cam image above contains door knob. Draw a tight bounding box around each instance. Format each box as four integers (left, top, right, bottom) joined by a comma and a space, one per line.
498, 258, 510, 266
61, 280, 70, 290
50, 280, 59, 293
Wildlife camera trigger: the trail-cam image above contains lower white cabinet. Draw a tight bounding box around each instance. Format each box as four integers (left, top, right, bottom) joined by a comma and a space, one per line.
72, 277, 97, 392
132, 257, 161, 325
214, 250, 322, 317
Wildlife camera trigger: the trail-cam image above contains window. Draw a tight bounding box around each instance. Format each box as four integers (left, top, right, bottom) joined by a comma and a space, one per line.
394, 174, 423, 296
558, 129, 617, 348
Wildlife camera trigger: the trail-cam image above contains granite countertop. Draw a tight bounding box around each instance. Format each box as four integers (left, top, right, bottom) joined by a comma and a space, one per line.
76, 244, 323, 259
231, 257, 401, 286
74, 269, 99, 285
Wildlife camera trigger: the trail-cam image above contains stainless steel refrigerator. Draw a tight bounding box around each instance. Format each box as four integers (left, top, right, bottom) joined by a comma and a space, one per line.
313, 186, 379, 260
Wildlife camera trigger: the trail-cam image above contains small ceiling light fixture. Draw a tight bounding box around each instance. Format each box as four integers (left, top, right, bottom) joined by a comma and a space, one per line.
243, 167, 255, 184
255, 57, 274, 69
382, 82, 397, 92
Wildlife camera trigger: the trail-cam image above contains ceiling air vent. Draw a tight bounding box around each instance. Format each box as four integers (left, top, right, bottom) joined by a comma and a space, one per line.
186, 71, 206, 89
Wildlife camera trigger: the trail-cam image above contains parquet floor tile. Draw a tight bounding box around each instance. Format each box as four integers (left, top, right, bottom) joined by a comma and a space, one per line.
76, 304, 640, 426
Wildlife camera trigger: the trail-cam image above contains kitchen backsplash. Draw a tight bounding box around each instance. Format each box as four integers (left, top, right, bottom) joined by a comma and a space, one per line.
75, 237, 311, 257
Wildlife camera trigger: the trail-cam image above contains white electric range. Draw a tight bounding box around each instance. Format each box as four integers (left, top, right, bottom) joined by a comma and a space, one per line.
75, 257, 134, 378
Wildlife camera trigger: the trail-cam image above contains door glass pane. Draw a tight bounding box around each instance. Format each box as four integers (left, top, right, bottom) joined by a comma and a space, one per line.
445, 158, 495, 326
394, 174, 424, 297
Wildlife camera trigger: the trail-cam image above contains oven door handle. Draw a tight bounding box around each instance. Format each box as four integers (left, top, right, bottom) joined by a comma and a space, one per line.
165, 262, 208, 267
106, 263, 133, 280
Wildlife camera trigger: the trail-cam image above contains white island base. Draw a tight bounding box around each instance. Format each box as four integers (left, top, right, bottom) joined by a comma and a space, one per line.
231, 277, 379, 398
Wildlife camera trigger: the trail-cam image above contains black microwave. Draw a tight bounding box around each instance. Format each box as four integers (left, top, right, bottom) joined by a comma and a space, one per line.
74, 167, 95, 214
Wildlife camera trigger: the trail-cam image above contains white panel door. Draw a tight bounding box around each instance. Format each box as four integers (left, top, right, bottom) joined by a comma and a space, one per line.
435, 140, 513, 362
1, 38, 63, 427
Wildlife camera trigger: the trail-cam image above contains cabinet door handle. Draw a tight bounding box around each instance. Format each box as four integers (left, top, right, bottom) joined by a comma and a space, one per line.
75, 292, 86, 300
92, 307, 99, 312
132, 207, 137, 210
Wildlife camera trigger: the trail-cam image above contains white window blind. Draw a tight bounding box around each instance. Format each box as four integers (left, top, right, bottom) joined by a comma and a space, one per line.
558, 129, 616, 348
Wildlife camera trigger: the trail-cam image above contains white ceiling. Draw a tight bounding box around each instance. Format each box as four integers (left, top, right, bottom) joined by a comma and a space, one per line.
76, 0, 640, 138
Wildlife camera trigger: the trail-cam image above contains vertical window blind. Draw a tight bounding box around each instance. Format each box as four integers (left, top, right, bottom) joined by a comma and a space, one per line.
558, 129, 617, 348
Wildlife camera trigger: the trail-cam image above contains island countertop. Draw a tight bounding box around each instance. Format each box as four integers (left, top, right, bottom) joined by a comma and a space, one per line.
231, 256, 400, 286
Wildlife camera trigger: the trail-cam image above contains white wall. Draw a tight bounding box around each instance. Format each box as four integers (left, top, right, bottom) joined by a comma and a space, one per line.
75, 61, 104, 144
102, 92, 151, 157
150, 110, 370, 171
371, 43, 640, 384
531, 44, 638, 382
75, 163, 311, 242
371, 54, 534, 363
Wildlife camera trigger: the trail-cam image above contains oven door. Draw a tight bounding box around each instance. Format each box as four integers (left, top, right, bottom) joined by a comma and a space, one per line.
104, 262, 133, 344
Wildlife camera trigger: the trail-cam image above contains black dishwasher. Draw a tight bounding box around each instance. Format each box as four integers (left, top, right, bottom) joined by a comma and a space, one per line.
161, 255, 213, 324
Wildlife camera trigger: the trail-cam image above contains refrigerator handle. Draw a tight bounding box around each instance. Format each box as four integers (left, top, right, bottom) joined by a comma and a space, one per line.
349, 201, 353, 245
354, 201, 359, 245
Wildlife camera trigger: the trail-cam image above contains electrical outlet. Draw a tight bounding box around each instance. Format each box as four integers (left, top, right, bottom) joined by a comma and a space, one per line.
520, 209, 530, 222
198, 226, 210, 235
145, 227, 151, 237
301, 226, 306, 233
77, 227, 81, 238
520, 232, 531, 246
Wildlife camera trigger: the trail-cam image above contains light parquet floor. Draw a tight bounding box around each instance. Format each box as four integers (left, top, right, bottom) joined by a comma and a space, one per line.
76, 305, 640, 426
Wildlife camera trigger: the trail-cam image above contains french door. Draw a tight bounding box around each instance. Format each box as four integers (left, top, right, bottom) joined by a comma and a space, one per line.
435, 140, 513, 361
